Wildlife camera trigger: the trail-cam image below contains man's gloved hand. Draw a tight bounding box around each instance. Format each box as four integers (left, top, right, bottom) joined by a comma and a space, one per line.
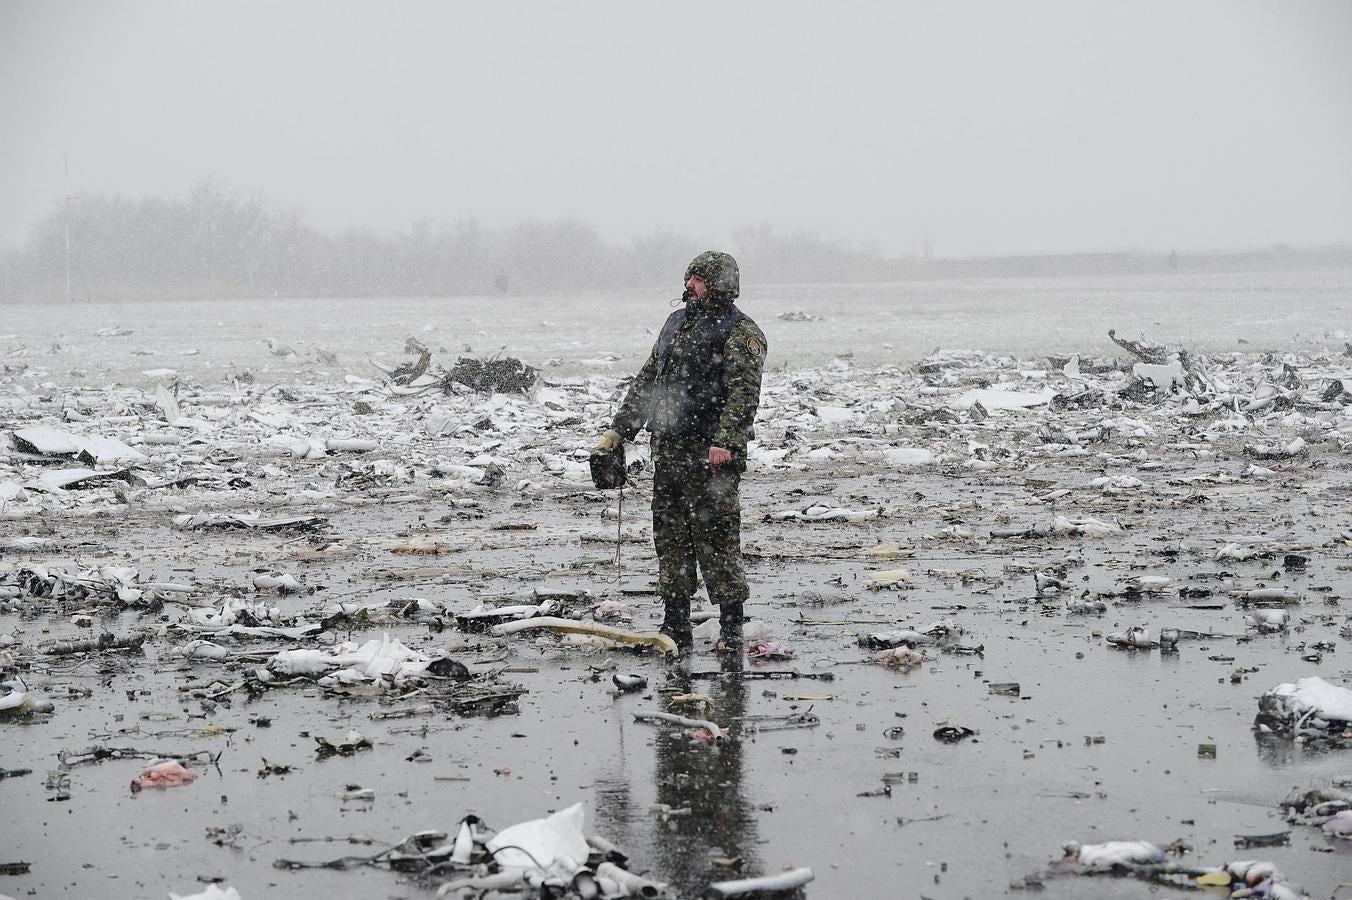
595, 430, 622, 451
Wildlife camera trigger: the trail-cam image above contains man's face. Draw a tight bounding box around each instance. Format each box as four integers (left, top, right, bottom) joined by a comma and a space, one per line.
685, 275, 709, 300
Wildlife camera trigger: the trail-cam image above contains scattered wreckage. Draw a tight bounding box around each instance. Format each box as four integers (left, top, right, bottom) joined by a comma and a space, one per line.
2, 328, 1350, 899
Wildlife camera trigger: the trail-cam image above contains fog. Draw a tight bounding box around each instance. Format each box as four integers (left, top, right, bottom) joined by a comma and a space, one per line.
2, 0, 1351, 259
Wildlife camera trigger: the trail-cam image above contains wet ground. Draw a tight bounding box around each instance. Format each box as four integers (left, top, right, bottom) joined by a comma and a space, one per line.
2, 270, 1351, 899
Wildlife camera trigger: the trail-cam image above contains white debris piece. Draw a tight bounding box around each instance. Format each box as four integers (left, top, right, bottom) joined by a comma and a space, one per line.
1125, 575, 1171, 592
1089, 474, 1144, 492
868, 568, 915, 587
1245, 436, 1307, 459
950, 388, 1055, 411
269, 633, 432, 685
1256, 676, 1352, 737
749, 446, 791, 467
12, 426, 146, 463
183, 597, 284, 630
172, 512, 324, 530
1216, 542, 1260, 561
155, 383, 183, 424
486, 801, 589, 875
267, 648, 332, 676
1324, 810, 1352, 839
1052, 515, 1120, 537
1246, 609, 1290, 632
35, 468, 106, 490
881, 447, 936, 466
1244, 464, 1280, 479
772, 505, 879, 522
253, 572, 304, 593
1106, 626, 1154, 648
12, 426, 80, 455
814, 405, 854, 423
177, 640, 231, 660
169, 884, 243, 900
1133, 358, 1185, 391
326, 438, 378, 453
1063, 840, 1165, 867
72, 434, 148, 463
0, 690, 55, 716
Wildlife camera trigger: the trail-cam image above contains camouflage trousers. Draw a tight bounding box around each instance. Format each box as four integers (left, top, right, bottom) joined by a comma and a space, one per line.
650, 451, 749, 607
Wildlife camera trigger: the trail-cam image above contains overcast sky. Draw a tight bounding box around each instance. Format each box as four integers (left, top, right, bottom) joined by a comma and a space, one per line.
2, 0, 1350, 257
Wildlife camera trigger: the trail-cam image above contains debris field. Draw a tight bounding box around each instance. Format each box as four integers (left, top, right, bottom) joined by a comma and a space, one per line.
2, 292, 1351, 900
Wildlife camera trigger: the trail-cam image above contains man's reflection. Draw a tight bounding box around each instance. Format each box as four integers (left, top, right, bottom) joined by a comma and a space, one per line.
651, 658, 758, 896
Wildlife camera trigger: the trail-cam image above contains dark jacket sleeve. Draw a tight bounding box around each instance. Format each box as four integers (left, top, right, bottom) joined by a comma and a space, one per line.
610, 342, 660, 440
711, 319, 766, 451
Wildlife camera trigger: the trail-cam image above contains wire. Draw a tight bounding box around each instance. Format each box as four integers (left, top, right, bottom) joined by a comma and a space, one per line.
485, 843, 549, 871
613, 485, 624, 582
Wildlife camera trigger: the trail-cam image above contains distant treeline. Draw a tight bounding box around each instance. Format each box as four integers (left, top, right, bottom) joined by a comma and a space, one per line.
0, 181, 884, 303
2, 180, 1349, 303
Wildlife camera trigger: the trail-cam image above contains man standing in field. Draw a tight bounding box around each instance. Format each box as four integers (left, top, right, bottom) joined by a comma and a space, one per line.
595, 251, 766, 654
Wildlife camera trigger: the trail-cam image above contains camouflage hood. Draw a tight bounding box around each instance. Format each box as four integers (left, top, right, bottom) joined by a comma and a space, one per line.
684, 251, 740, 303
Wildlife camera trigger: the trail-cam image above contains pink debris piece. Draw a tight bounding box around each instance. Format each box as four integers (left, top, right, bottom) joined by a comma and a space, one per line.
131, 758, 198, 790
873, 647, 925, 669
747, 639, 794, 660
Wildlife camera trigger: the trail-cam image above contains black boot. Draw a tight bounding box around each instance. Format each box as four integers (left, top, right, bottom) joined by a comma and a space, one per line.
716, 600, 745, 653
658, 598, 693, 654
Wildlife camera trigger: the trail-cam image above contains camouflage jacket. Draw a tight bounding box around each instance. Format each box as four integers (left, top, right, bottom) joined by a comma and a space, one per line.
612, 297, 766, 460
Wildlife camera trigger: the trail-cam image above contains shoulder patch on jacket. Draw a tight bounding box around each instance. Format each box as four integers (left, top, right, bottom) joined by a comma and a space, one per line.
744, 335, 766, 361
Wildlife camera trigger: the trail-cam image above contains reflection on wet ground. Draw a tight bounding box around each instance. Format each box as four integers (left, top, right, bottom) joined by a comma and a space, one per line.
648, 660, 756, 898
